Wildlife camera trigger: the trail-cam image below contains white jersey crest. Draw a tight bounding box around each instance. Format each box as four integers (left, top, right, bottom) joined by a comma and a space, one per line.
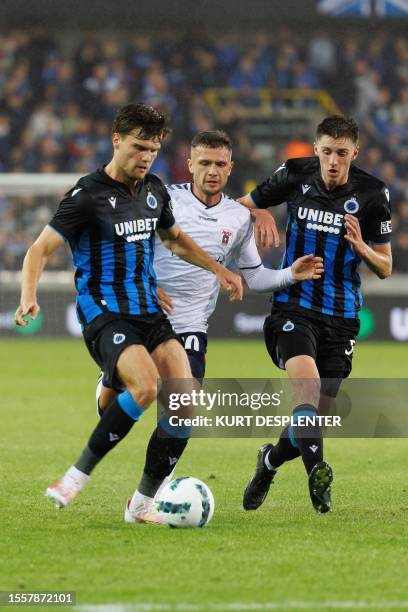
155, 184, 261, 333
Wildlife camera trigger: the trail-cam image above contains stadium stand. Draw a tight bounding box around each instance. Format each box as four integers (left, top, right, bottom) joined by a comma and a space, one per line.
0, 26, 407, 271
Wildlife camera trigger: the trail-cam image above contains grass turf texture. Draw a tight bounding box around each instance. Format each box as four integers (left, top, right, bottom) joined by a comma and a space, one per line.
1, 339, 408, 610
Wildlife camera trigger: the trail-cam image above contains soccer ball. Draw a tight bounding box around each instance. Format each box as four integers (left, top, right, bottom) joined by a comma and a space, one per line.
155, 477, 215, 528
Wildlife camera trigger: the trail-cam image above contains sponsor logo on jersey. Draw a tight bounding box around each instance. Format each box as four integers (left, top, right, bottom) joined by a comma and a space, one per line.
380, 220, 392, 234
302, 184, 311, 195
384, 188, 390, 202
108, 196, 116, 209
115, 218, 158, 242
343, 198, 359, 214
298, 207, 343, 234
221, 229, 233, 245
199, 215, 218, 222
147, 193, 158, 209
283, 320, 295, 332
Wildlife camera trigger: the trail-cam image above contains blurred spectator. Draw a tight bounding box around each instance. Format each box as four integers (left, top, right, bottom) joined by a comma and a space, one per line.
28, 101, 62, 141
229, 56, 266, 89
353, 60, 380, 121
290, 61, 321, 89
307, 31, 336, 76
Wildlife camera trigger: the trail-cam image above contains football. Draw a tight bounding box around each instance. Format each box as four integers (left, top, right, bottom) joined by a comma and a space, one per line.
155, 477, 215, 528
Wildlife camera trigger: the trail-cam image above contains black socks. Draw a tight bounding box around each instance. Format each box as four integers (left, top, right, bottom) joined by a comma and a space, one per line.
74, 398, 137, 475
136, 424, 190, 496
266, 404, 323, 475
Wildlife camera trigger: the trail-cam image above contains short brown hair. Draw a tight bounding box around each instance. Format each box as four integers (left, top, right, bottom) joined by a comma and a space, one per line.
316, 115, 359, 143
191, 130, 232, 151
112, 103, 170, 140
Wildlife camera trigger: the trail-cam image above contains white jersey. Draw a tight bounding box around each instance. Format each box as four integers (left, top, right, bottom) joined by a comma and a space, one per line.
154, 183, 261, 334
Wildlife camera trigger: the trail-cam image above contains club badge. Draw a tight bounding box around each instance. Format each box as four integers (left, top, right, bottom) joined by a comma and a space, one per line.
344, 198, 359, 214
221, 229, 233, 245
113, 333, 126, 344
147, 193, 158, 209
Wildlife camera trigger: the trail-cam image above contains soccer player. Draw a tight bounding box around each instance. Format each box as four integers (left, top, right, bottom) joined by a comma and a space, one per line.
240, 115, 392, 513
15, 103, 244, 522
96, 130, 324, 522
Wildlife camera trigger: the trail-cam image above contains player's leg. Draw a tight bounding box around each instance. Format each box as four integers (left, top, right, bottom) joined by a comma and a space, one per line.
283, 354, 333, 514
46, 321, 160, 509
96, 372, 118, 417
243, 354, 323, 511
96, 332, 206, 417
179, 332, 207, 383
126, 338, 195, 522
244, 311, 332, 513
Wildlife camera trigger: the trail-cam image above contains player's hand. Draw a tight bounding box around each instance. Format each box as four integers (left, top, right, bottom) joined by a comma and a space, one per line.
216, 267, 243, 302
14, 301, 40, 327
250, 208, 280, 248
344, 214, 367, 257
291, 255, 324, 281
157, 287, 173, 314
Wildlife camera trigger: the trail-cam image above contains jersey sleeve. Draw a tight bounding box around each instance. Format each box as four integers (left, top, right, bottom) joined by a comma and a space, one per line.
48, 186, 91, 241
157, 186, 176, 230
362, 187, 392, 244
250, 162, 293, 208
234, 215, 262, 270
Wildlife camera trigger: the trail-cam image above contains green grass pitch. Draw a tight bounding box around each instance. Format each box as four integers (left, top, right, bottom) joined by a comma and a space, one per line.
1, 339, 408, 610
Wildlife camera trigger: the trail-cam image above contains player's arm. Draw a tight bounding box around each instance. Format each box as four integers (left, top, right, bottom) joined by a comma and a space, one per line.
344, 214, 392, 278
237, 222, 323, 291
237, 194, 279, 249
157, 287, 173, 313
237, 163, 294, 249
158, 224, 243, 302
15, 226, 65, 326
242, 255, 324, 292
344, 187, 393, 279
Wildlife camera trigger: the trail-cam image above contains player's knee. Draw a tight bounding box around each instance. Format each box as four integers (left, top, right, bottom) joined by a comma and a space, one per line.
127, 379, 158, 408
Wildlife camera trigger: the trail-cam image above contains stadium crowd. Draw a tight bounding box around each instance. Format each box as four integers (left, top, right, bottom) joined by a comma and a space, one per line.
0, 27, 407, 272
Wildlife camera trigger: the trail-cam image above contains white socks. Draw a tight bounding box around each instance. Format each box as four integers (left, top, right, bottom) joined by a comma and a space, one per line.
62, 466, 90, 491
129, 490, 154, 512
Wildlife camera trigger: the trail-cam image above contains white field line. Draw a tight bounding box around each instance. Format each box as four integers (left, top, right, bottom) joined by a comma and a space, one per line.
76, 601, 408, 611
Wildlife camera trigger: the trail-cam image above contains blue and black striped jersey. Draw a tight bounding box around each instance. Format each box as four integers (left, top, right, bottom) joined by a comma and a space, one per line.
251, 157, 392, 319
49, 168, 175, 328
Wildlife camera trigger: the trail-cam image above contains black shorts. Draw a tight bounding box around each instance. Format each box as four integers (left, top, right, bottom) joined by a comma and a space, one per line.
264, 305, 360, 386
83, 312, 179, 390
178, 331, 208, 382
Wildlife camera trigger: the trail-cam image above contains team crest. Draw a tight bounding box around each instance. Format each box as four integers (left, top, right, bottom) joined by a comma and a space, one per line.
221, 229, 233, 245
147, 193, 158, 209
344, 198, 359, 214
113, 333, 126, 345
